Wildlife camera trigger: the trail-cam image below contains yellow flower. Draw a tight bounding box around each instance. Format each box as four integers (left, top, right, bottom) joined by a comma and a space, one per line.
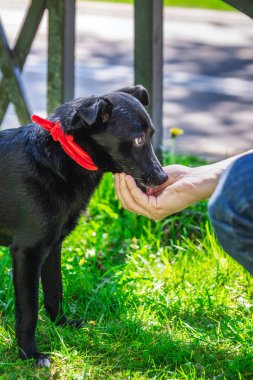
169, 127, 184, 139
79, 257, 85, 265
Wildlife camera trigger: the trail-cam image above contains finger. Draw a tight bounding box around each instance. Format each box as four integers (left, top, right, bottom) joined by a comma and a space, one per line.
114, 173, 126, 208
118, 174, 151, 216
124, 175, 150, 205
124, 176, 163, 218
118, 174, 146, 212
114, 173, 128, 209
114, 173, 120, 196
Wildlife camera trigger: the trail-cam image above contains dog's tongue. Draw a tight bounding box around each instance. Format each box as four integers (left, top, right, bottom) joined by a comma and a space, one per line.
146, 187, 156, 196
146, 184, 166, 196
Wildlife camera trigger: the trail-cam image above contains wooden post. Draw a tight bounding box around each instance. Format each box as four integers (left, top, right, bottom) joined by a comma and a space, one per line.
134, 0, 164, 159
223, 0, 253, 19
0, 21, 31, 124
0, 0, 46, 125
0, 0, 76, 127
47, 0, 75, 114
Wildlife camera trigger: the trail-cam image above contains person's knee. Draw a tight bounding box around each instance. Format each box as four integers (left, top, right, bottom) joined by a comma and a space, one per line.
209, 154, 253, 227
208, 154, 253, 273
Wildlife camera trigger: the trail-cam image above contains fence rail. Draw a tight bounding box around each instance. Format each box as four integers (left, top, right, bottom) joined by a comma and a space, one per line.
0, 0, 75, 122
224, 0, 253, 19
0, 0, 164, 153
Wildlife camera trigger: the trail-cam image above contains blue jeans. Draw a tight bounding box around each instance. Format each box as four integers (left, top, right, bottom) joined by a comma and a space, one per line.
208, 154, 253, 275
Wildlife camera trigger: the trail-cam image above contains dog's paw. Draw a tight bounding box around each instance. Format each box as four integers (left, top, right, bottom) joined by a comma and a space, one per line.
36, 354, 51, 367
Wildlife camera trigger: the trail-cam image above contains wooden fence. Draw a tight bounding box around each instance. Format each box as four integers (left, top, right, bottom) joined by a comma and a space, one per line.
0, 0, 163, 154
1, 0, 250, 154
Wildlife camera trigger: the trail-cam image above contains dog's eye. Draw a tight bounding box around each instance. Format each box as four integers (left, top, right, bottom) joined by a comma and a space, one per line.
134, 136, 144, 146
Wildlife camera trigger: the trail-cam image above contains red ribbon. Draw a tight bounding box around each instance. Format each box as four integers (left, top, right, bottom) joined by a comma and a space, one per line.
31, 114, 98, 171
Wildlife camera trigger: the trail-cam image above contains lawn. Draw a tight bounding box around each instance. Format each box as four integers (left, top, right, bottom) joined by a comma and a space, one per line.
85, 0, 235, 11
0, 155, 253, 379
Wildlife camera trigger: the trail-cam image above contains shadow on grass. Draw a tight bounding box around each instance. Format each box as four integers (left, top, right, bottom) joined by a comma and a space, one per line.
51, 306, 253, 378
1, 274, 253, 379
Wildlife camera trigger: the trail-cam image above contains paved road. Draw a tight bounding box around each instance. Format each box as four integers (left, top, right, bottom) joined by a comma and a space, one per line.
1, 1, 253, 160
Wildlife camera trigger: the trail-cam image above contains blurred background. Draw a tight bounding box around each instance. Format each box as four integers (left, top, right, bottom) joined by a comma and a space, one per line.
0, 0, 253, 160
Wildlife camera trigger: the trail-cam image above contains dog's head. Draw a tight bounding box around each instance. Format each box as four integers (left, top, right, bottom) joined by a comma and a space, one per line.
54, 85, 168, 191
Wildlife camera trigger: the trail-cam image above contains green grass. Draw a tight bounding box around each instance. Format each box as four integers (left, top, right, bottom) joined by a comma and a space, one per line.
0, 155, 253, 379
84, 0, 235, 11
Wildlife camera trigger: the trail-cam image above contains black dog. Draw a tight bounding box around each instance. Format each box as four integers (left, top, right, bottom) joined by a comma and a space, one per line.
0, 85, 167, 366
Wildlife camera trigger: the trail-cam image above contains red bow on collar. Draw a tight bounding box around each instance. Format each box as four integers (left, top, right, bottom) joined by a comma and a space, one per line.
31, 114, 98, 171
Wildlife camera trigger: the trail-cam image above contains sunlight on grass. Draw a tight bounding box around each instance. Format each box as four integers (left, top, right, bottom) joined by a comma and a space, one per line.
0, 156, 253, 379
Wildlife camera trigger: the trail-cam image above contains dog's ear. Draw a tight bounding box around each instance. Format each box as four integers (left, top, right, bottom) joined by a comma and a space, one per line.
117, 85, 149, 107
77, 97, 113, 126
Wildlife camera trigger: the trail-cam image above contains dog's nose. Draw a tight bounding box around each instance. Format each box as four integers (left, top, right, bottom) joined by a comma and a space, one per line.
156, 171, 168, 186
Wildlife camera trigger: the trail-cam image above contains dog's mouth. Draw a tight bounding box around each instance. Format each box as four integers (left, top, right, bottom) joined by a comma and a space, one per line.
136, 176, 168, 195
137, 183, 151, 194
145, 186, 157, 195
136, 181, 160, 195
143, 185, 164, 196
116, 163, 168, 194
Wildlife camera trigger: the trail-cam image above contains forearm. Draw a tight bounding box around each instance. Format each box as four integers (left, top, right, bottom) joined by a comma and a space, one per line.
114, 149, 253, 221
205, 149, 253, 197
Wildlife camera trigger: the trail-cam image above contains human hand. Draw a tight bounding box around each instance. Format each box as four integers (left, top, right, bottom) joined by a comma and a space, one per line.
114, 164, 219, 220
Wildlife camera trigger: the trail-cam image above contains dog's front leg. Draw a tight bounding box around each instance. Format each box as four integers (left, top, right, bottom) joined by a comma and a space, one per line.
41, 243, 66, 324
41, 243, 84, 328
10, 245, 50, 367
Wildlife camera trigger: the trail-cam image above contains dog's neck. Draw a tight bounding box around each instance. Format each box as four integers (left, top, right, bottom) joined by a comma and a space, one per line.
26, 124, 104, 191
32, 115, 99, 172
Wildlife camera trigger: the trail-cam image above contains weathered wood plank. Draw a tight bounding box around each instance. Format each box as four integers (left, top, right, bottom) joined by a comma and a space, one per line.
223, 0, 253, 19
134, 0, 164, 158
0, 21, 31, 125
0, 0, 46, 125
14, 0, 47, 68
47, 0, 75, 114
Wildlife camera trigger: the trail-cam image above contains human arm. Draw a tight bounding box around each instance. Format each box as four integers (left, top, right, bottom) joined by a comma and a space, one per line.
114, 149, 253, 220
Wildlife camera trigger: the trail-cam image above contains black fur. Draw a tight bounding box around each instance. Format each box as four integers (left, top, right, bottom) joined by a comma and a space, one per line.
0, 85, 167, 366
